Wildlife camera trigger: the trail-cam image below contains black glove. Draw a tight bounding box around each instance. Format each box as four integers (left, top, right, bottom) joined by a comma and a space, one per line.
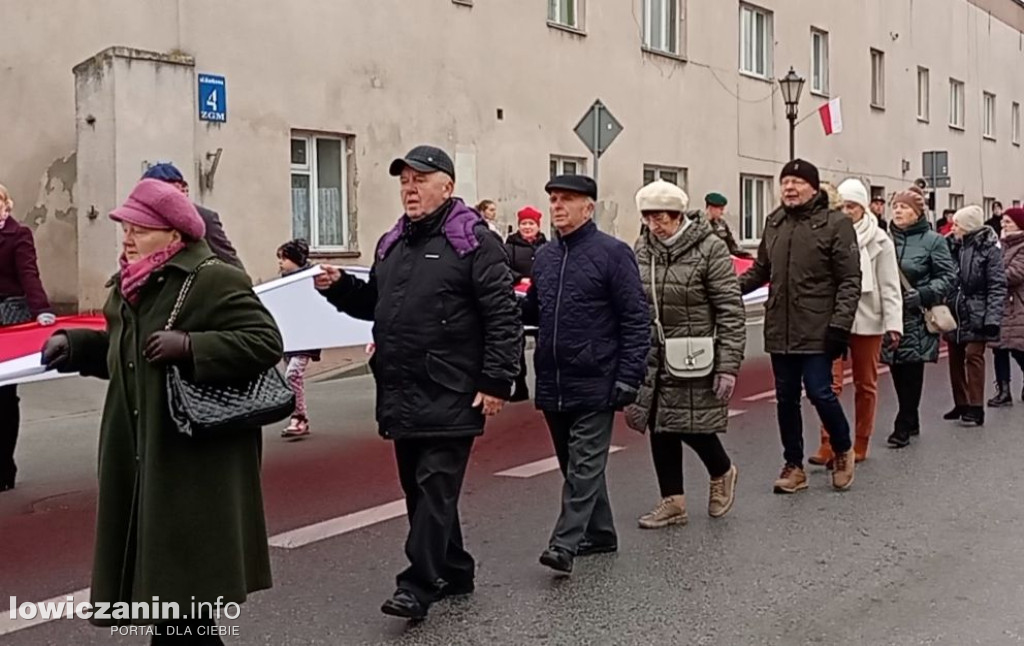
40, 333, 71, 371
610, 382, 638, 409
824, 326, 850, 361
982, 324, 1001, 338
902, 289, 922, 309
143, 331, 192, 366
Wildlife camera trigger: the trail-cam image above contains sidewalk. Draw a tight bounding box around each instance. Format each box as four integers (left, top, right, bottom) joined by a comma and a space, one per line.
307, 345, 371, 382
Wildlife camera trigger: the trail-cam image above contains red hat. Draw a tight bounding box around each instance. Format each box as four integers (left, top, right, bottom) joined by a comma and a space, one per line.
517, 206, 542, 223
110, 178, 206, 241
1004, 207, 1024, 232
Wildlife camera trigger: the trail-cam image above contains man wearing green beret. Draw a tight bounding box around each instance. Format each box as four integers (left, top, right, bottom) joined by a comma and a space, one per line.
704, 193, 753, 259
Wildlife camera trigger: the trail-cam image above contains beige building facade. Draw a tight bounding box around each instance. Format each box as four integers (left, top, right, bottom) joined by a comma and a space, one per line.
2, 0, 1023, 310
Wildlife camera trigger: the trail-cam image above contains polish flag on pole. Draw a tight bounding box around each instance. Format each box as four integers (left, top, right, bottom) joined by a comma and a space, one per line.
818, 97, 843, 135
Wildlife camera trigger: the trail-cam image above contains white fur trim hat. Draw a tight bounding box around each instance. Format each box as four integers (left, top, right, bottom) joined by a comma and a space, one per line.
635, 180, 689, 213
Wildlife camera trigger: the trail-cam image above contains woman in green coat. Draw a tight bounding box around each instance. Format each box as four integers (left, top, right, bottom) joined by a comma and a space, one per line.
626, 181, 746, 529
42, 179, 282, 644
881, 188, 956, 447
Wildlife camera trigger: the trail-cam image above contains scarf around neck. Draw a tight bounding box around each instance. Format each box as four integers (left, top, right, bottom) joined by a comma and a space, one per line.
853, 213, 878, 294
119, 240, 187, 305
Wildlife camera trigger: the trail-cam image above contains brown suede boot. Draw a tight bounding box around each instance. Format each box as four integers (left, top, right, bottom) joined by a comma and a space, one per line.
807, 428, 833, 466
853, 434, 870, 463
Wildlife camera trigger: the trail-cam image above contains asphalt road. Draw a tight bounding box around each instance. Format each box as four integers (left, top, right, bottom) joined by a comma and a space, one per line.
4, 334, 1024, 645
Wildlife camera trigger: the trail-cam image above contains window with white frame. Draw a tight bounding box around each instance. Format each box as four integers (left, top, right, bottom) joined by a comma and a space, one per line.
739, 174, 772, 242
949, 193, 965, 211
983, 92, 996, 139
1013, 102, 1021, 146
810, 29, 829, 95
643, 165, 688, 189
870, 49, 885, 108
290, 134, 353, 251
643, 0, 682, 56
917, 67, 930, 122
949, 79, 965, 129
739, 4, 772, 78
984, 197, 996, 217
550, 155, 586, 179
548, 0, 580, 29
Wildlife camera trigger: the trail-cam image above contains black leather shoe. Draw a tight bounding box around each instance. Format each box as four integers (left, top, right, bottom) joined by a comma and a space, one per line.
908, 427, 920, 436
539, 547, 573, 573
887, 429, 910, 448
0, 481, 14, 493
380, 590, 428, 620
577, 540, 618, 557
439, 579, 475, 598
943, 406, 966, 421
961, 406, 985, 427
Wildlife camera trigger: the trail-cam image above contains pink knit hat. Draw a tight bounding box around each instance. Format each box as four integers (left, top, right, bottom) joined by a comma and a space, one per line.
109, 178, 206, 241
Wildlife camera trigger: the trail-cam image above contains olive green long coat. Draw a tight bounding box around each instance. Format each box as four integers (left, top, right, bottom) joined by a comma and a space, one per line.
631, 219, 746, 434
62, 242, 282, 626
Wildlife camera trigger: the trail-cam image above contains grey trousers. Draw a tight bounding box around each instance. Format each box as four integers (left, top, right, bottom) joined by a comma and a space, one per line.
542, 409, 617, 553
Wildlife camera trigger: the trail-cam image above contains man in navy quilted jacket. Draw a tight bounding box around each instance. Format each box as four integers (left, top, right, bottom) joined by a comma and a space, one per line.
522, 174, 650, 574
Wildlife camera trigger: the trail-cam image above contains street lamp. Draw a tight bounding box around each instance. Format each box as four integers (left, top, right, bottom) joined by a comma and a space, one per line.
778, 67, 806, 161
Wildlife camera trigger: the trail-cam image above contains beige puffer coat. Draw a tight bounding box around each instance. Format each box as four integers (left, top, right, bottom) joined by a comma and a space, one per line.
631, 218, 746, 434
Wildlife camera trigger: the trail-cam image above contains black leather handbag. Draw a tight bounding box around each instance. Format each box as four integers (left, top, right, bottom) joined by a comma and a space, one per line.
0, 296, 32, 327
164, 259, 295, 437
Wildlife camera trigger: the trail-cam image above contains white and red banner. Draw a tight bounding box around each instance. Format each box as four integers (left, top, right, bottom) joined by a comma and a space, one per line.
0, 260, 768, 387
818, 97, 843, 135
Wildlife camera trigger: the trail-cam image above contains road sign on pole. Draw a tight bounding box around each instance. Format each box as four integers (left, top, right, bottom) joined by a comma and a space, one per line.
573, 100, 623, 185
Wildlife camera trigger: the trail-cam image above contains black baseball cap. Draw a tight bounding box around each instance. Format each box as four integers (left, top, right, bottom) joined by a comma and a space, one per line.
870, 196, 886, 203
545, 174, 598, 200
389, 145, 455, 179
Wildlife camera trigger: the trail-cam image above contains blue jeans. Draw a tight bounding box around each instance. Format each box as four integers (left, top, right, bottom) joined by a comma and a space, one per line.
771, 353, 852, 466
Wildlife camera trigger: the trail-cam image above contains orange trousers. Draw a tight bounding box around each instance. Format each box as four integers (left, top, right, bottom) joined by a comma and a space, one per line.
816, 334, 883, 461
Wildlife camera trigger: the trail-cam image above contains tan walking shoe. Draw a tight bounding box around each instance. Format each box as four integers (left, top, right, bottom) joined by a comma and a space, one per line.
773, 464, 808, 494
831, 449, 855, 491
638, 495, 688, 529
708, 465, 738, 518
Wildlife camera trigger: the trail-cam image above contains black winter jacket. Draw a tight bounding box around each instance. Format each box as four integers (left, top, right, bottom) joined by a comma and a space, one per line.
522, 221, 650, 412
505, 232, 547, 282
945, 226, 1007, 344
320, 199, 521, 439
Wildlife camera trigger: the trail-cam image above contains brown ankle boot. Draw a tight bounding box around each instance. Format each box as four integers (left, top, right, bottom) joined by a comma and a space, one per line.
807, 429, 833, 466
853, 434, 870, 462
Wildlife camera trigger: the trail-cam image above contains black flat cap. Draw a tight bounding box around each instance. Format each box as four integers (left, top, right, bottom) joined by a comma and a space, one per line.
544, 174, 597, 200
389, 145, 455, 179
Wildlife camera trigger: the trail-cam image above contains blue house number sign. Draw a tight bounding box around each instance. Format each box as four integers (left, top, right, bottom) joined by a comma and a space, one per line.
198, 74, 227, 123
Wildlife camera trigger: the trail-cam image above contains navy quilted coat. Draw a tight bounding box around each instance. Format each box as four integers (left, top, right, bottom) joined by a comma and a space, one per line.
522, 221, 650, 412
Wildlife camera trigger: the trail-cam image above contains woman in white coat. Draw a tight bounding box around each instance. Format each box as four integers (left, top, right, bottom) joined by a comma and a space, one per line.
809, 179, 903, 465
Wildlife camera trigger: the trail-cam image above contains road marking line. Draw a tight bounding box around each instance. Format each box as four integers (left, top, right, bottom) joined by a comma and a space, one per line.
0, 587, 90, 635
268, 499, 407, 549
495, 446, 625, 478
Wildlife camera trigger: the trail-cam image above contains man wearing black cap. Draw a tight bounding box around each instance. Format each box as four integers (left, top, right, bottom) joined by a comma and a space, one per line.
869, 195, 889, 231
314, 145, 520, 620
141, 163, 244, 270
521, 174, 649, 574
738, 159, 862, 494
703, 192, 753, 259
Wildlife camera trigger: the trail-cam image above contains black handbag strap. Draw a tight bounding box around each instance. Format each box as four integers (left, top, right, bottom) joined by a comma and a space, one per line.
165, 258, 219, 330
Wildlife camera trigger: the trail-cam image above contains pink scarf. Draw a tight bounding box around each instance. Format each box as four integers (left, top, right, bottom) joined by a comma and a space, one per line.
119, 241, 187, 305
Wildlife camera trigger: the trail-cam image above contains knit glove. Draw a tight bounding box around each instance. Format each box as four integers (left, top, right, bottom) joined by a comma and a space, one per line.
712, 373, 737, 402
902, 289, 922, 309
610, 382, 638, 410
825, 326, 850, 361
982, 324, 1001, 338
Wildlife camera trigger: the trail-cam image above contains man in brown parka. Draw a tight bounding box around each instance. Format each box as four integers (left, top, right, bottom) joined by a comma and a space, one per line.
739, 159, 862, 493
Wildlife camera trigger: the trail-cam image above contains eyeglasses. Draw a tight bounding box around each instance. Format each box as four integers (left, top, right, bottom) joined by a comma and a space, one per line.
641, 212, 677, 226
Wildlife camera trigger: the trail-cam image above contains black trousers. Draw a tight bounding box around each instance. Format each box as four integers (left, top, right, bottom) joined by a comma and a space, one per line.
543, 410, 616, 553
889, 362, 925, 433
649, 432, 731, 498
394, 436, 475, 604
993, 348, 1024, 383
0, 385, 19, 487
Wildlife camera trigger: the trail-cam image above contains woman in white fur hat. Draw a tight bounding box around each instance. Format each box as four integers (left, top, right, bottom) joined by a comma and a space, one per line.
626, 180, 746, 527
809, 179, 903, 466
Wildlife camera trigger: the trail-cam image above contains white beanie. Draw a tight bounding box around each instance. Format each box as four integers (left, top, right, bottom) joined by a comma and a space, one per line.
953, 205, 985, 233
636, 180, 689, 213
837, 178, 871, 212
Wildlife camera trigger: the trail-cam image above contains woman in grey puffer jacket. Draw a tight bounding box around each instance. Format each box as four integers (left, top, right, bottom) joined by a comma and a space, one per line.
943, 205, 1007, 426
